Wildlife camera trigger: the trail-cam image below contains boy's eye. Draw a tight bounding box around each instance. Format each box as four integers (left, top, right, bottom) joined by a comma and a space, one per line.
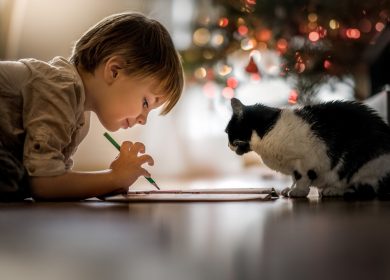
143, 98, 149, 109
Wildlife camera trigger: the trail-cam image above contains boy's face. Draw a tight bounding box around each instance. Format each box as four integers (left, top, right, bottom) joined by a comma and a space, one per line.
98, 74, 167, 132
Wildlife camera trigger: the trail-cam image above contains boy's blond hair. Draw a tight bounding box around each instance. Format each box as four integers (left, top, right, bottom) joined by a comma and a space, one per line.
70, 12, 184, 115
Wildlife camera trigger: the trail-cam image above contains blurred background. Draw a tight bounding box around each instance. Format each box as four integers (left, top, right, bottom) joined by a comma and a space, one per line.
0, 0, 389, 188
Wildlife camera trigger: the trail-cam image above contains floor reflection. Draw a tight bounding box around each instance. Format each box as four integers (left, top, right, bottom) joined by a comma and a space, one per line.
1, 185, 390, 280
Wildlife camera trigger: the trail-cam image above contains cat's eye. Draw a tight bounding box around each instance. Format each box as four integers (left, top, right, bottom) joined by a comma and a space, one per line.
233, 140, 247, 146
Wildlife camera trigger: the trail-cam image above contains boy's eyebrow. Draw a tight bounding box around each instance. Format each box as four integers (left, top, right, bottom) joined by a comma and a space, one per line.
150, 87, 163, 95
150, 83, 168, 97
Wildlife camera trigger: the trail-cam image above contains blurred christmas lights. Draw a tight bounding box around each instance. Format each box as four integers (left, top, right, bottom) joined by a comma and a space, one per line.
222, 87, 235, 99
183, 1, 389, 105
288, 89, 299, 104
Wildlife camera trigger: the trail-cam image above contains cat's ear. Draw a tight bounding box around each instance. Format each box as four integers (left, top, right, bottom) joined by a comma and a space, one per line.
231, 98, 244, 117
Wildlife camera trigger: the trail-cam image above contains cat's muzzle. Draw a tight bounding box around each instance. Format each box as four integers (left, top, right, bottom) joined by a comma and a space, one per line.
229, 140, 251, 155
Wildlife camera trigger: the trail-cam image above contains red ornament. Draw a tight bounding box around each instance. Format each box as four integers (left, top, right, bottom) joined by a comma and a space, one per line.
288, 89, 299, 104
245, 57, 259, 74
323, 60, 332, 70
227, 77, 239, 89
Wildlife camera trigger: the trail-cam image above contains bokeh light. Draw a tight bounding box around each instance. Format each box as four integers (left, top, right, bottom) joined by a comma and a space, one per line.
227, 77, 239, 89
217, 64, 233, 76
193, 28, 211, 46
323, 60, 332, 69
218, 17, 229, 28
238, 25, 249, 36
256, 29, 272, 41
346, 28, 361, 39
308, 13, 318, 22
194, 67, 207, 79
222, 87, 235, 99
241, 38, 257, 50
288, 89, 299, 104
308, 31, 320, 42
276, 38, 288, 53
211, 32, 225, 47
375, 22, 385, 32
329, 19, 340, 30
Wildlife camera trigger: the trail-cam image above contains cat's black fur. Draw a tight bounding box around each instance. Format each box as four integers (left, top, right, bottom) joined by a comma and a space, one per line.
295, 102, 390, 181
225, 98, 390, 199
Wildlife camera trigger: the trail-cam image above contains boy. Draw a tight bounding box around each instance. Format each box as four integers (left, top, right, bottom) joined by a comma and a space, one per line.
0, 12, 184, 201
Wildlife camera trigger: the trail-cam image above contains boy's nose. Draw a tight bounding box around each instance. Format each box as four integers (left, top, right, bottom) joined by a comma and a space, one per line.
137, 114, 147, 125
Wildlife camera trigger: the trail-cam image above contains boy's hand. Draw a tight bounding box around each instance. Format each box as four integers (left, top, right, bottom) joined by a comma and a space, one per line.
109, 141, 154, 190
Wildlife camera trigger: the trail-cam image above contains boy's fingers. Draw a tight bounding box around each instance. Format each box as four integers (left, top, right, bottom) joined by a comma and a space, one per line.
130, 142, 146, 154
121, 141, 133, 152
138, 154, 154, 166
140, 168, 151, 178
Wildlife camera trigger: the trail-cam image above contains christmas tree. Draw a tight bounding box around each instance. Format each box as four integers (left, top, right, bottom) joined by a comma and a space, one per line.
181, 0, 390, 104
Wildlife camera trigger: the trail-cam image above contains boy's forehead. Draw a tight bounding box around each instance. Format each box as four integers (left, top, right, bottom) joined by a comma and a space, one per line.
130, 75, 170, 102
148, 78, 169, 96
130, 75, 163, 92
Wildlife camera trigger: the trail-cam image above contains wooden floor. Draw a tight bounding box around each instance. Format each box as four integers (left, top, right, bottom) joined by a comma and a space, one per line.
1, 194, 390, 280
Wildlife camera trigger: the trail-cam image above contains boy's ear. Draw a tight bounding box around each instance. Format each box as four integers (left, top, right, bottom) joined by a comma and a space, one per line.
103, 56, 125, 84
231, 98, 244, 117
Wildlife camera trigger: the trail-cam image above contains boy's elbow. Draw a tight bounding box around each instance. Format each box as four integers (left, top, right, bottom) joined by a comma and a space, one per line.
30, 174, 84, 201
30, 176, 69, 201
30, 177, 52, 200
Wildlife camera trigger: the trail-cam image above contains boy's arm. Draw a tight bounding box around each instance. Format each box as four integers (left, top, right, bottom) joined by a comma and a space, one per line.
30, 170, 121, 200
30, 141, 154, 201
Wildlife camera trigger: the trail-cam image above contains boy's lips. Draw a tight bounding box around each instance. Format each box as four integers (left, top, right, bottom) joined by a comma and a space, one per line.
125, 119, 135, 128
121, 119, 131, 129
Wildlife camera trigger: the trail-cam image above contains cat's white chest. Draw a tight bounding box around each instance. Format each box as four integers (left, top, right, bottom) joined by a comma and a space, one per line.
249, 110, 328, 176
259, 149, 291, 173
251, 133, 296, 174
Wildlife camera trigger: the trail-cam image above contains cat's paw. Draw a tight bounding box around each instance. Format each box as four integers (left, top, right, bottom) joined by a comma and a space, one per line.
321, 187, 344, 197
282, 187, 309, 198
288, 187, 310, 198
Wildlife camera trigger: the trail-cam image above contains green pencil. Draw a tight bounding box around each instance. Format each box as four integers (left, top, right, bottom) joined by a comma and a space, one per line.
103, 132, 160, 190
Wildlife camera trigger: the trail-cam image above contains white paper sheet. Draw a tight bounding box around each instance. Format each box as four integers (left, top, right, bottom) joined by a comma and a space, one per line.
101, 188, 278, 202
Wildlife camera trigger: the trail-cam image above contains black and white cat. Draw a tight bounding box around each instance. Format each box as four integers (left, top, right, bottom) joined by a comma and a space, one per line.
225, 98, 390, 199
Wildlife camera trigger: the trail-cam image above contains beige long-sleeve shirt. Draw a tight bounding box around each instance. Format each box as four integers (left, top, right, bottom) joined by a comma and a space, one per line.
0, 56, 90, 176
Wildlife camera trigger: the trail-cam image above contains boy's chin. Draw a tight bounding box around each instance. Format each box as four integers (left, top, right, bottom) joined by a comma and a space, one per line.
98, 118, 117, 132
103, 125, 119, 132
109, 122, 129, 132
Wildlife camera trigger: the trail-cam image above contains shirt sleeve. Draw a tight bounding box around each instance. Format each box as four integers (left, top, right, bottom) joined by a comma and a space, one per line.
22, 63, 80, 177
